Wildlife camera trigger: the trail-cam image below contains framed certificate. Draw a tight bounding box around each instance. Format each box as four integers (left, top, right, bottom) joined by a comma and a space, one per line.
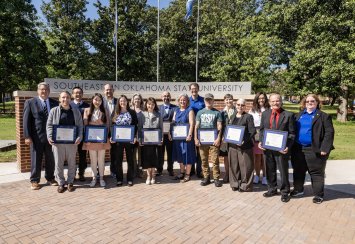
163, 122, 171, 134
224, 125, 245, 145
52, 125, 77, 144
141, 129, 162, 145
112, 125, 135, 143
198, 129, 217, 145
262, 129, 288, 151
172, 124, 189, 140
84, 125, 108, 143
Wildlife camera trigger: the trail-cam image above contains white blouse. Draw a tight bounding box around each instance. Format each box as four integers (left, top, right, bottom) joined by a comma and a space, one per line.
248, 107, 266, 127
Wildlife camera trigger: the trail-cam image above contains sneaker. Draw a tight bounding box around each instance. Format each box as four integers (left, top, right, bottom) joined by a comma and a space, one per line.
47, 179, 58, 186
100, 180, 106, 187
312, 196, 323, 204
128, 181, 133, 187
116, 181, 123, 187
146, 178, 151, 185
214, 179, 222, 187
200, 178, 211, 186
253, 175, 260, 184
290, 190, 304, 198
31, 182, 40, 190
261, 177, 267, 185
67, 183, 74, 192
90, 179, 96, 188
151, 178, 156, 184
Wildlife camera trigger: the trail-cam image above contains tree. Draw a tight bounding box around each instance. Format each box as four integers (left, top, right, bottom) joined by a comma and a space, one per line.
0, 0, 48, 104
88, 0, 156, 81
41, 0, 91, 79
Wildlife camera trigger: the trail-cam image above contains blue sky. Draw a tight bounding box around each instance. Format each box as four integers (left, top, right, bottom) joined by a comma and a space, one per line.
32, 0, 173, 20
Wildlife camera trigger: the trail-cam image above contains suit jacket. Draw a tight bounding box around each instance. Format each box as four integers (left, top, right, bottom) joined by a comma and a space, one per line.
259, 108, 296, 150
103, 97, 118, 118
228, 112, 256, 150
159, 104, 177, 122
23, 97, 59, 143
70, 101, 90, 116
46, 105, 84, 143
294, 110, 334, 153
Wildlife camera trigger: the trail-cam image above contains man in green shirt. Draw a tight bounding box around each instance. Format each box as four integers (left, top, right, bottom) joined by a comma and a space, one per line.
195, 93, 223, 187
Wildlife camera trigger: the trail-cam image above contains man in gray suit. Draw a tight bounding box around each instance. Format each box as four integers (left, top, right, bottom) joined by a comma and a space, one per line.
47, 91, 83, 193
23, 82, 59, 190
103, 84, 118, 177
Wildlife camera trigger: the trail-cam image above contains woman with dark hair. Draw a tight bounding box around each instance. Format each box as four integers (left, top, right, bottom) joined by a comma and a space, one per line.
131, 93, 144, 178
291, 94, 334, 204
82, 93, 111, 188
220, 94, 236, 183
112, 95, 138, 187
248, 92, 270, 185
138, 97, 163, 185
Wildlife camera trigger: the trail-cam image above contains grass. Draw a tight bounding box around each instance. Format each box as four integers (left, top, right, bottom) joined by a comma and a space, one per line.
0, 103, 354, 161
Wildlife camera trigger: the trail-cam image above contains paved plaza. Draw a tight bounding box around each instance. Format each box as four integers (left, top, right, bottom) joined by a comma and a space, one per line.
0, 162, 355, 243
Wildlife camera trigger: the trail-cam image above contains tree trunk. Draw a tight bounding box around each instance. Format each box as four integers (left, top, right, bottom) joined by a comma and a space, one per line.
337, 85, 348, 122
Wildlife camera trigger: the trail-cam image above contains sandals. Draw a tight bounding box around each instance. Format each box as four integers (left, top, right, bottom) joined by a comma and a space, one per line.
181, 174, 190, 183
174, 173, 185, 180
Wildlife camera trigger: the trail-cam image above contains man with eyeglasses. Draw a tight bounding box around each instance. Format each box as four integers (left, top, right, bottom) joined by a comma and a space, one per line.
259, 93, 296, 203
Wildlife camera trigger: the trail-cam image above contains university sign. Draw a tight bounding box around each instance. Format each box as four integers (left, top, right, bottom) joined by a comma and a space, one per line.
45, 78, 252, 99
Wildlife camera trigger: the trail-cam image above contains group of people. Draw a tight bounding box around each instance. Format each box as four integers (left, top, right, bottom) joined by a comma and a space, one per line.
23, 82, 334, 204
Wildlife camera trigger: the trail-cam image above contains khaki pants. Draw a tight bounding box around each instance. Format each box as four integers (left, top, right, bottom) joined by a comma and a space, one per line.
199, 145, 220, 179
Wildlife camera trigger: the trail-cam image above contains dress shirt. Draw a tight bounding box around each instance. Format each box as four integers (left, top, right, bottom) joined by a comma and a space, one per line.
296, 109, 316, 146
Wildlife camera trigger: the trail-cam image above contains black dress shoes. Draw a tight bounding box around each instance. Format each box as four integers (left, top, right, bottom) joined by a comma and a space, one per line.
231, 187, 238, 191
263, 190, 277, 197
281, 194, 290, 203
67, 184, 74, 192
57, 185, 65, 193
312, 196, 324, 204
214, 179, 222, 187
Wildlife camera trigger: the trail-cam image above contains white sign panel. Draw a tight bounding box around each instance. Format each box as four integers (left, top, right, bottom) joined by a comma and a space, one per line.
45, 78, 251, 99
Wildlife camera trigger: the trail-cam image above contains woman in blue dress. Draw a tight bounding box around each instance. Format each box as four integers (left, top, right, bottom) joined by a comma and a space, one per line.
170, 94, 196, 182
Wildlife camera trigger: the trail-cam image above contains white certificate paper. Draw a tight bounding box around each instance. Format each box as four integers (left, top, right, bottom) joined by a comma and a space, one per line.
56, 128, 74, 141
173, 125, 188, 138
88, 128, 105, 140
115, 127, 133, 140
226, 128, 242, 141
265, 132, 284, 148
143, 131, 160, 143
200, 131, 216, 143
163, 122, 171, 133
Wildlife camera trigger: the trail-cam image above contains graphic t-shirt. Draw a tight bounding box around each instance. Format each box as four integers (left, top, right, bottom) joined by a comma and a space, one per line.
196, 108, 222, 128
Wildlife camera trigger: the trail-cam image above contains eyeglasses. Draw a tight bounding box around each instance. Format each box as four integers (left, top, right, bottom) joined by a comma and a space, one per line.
236, 104, 245, 107
306, 100, 316, 103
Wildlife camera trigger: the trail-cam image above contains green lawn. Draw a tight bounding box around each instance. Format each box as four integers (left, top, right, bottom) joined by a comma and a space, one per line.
0, 104, 354, 161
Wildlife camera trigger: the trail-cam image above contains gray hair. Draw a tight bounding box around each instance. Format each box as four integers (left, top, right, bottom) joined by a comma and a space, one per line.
37, 82, 50, 89
236, 98, 246, 105
176, 93, 190, 107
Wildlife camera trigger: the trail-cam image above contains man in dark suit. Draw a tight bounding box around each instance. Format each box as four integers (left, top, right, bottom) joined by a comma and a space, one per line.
23, 82, 59, 190
70, 86, 90, 181
157, 91, 177, 176
259, 93, 296, 203
103, 83, 118, 177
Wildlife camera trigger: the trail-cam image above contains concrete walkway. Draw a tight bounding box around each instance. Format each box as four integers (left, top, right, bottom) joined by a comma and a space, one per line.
0, 160, 354, 243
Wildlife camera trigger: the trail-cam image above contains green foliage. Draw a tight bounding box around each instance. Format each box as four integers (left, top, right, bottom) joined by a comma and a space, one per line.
0, 0, 48, 92
41, 0, 91, 79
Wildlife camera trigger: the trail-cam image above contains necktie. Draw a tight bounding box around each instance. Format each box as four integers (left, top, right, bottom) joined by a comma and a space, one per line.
43, 101, 48, 117
272, 112, 277, 129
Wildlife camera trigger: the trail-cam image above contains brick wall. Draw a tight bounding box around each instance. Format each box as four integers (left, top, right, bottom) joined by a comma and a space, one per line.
14, 91, 254, 173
